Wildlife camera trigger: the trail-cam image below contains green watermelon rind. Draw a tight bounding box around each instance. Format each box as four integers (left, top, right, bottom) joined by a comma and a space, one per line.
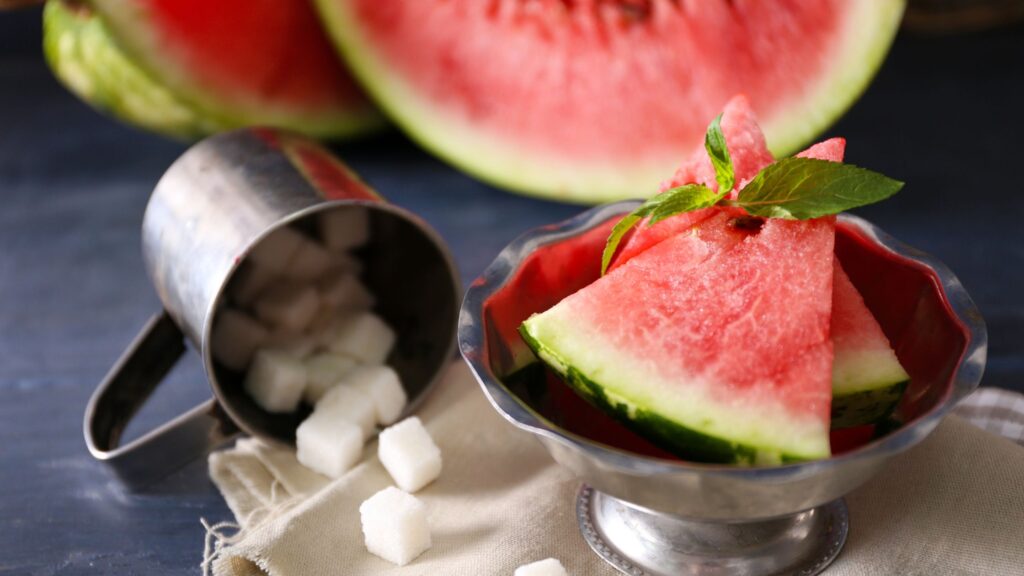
314, 0, 905, 203
831, 379, 908, 429
519, 323, 814, 465
86, 0, 384, 140
43, 1, 227, 139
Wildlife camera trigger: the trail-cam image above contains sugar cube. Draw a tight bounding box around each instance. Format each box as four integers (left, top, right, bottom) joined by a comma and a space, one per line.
296, 410, 363, 478
247, 226, 304, 274
211, 309, 269, 371
244, 349, 307, 413
320, 207, 370, 252
514, 558, 568, 576
284, 236, 335, 281
378, 417, 441, 493
359, 487, 431, 566
316, 383, 377, 439
254, 282, 320, 333
264, 331, 318, 359
324, 311, 396, 365
346, 365, 407, 425
333, 252, 365, 276
228, 262, 275, 307
317, 269, 375, 311
304, 353, 358, 404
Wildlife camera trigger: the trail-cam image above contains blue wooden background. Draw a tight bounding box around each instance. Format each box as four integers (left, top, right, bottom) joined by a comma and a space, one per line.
1, 7, 1021, 574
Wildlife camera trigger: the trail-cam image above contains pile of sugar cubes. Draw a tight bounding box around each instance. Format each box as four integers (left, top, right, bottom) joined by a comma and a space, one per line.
210, 207, 399, 416
210, 208, 567, 573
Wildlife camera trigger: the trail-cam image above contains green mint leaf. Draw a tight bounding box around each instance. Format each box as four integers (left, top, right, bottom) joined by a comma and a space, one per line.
705, 114, 734, 195
645, 184, 721, 225
601, 213, 643, 275
737, 158, 904, 219
600, 184, 717, 275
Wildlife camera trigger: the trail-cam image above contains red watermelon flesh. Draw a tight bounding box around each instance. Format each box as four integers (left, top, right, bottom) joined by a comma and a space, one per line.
315, 0, 906, 201
521, 210, 836, 462
605, 98, 907, 430
90, 0, 379, 137
609, 97, 845, 272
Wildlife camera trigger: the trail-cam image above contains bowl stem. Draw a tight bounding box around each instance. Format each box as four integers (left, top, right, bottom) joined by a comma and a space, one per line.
576, 485, 848, 576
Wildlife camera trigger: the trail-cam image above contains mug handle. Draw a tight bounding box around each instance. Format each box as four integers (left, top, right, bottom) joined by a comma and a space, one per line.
84, 311, 240, 488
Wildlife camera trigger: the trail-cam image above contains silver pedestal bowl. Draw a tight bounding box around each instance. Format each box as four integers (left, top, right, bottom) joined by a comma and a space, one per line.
458, 202, 986, 576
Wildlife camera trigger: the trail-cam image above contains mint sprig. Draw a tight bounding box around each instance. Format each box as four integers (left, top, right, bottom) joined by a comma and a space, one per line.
600, 117, 904, 275
733, 158, 904, 219
705, 114, 734, 195
600, 184, 719, 274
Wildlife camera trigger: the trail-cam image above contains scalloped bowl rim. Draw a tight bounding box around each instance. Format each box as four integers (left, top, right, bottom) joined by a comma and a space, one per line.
458, 201, 987, 480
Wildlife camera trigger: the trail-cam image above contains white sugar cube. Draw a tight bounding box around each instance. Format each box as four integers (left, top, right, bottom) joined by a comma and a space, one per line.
284, 236, 335, 281
248, 226, 304, 273
333, 252, 365, 276
316, 383, 376, 438
304, 353, 358, 404
346, 365, 407, 425
228, 263, 275, 307
254, 282, 320, 333
244, 349, 307, 413
515, 558, 568, 576
296, 410, 363, 478
378, 417, 441, 493
359, 487, 431, 566
304, 303, 340, 341
264, 331, 318, 359
320, 207, 370, 252
324, 311, 396, 365
317, 269, 375, 310
211, 309, 269, 371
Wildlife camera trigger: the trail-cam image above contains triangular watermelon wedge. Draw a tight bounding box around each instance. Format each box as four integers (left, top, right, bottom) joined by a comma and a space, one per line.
609, 98, 909, 428
831, 262, 910, 427
521, 210, 836, 464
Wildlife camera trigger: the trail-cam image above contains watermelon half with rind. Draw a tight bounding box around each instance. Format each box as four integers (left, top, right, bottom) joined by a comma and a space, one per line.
43, 1, 227, 139
315, 0, 905, 202
80, 0, 382, 139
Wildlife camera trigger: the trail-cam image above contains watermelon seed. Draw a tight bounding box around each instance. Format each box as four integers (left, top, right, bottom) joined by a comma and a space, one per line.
729, 216, 765, 232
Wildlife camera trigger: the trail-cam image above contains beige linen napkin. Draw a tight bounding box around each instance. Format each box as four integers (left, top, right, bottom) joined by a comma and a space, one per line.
205, 363, 1024, 576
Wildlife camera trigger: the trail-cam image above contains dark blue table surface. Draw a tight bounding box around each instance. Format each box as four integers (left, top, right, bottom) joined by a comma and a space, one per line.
1, 7, 1022, 575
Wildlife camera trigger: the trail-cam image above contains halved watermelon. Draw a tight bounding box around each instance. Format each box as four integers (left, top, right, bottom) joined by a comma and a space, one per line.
610, 97, 909, 428
44, 0, 226, 139
315, 0, 905, 202
81, 0, 381, 139
521, 212, 836, 463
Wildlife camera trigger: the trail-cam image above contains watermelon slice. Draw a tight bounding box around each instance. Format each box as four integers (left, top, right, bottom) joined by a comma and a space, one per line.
521, 211, 836, 464
610, 98, 909, 428
76, 0, 381, 139
830, 261, 910, 427
314, 0, 905, 202
43, 0, 226, 139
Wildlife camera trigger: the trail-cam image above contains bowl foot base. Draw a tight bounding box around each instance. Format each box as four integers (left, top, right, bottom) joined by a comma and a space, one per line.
576, 485, 848, 576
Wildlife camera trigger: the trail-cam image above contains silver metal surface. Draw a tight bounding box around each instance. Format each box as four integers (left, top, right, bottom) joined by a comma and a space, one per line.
578, 486, 847, 576
458, 202, 987, 573
86, 128, 461, 487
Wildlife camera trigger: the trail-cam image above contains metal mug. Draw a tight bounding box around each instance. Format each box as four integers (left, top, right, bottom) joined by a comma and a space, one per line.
85, 128, 461, 487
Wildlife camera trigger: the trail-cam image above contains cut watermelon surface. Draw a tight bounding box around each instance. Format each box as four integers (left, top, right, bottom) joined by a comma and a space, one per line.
522, 213, 836, 464
315, 0, 904, 201
43, 0, 224, 139
831, 262, 910, 427
610, 98, 908, 429
88, 0, 381, 138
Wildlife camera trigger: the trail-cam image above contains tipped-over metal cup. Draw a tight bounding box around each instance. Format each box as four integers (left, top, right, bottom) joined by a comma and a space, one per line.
459, 202, 986, 575
86, 128, 460, 488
